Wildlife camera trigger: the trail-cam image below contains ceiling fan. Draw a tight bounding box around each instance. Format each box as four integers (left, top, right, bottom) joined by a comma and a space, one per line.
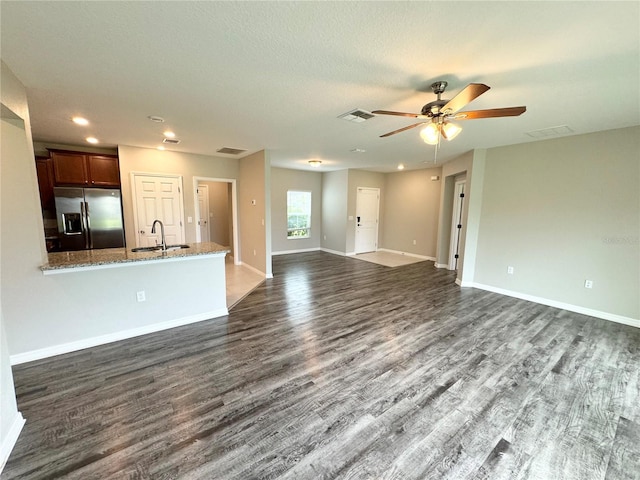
373, 81, 526, 145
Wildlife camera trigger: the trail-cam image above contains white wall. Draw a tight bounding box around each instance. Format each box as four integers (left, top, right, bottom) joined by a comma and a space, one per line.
1, 61, 33, 470
473, 127, 639, 323
381, 167, 442, 257
321, 170, 348, 254
118, 145, 239, 247
238, 150, 272, 276
271, 167, 322, 253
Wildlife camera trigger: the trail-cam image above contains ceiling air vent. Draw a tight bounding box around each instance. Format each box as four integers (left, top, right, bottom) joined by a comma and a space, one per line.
162, 137, 181, 144
338, 109, 375, 123
525, 125, 574, 139
217, 147, 247, 155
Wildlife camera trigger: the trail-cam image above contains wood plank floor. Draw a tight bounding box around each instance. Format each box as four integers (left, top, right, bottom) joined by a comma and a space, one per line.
3, 251, 640, 479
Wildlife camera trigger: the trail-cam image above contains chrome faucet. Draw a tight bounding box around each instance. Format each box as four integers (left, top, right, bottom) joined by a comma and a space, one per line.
151, 219, 166, 251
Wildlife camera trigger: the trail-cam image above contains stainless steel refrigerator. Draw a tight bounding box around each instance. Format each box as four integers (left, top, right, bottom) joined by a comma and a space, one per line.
54, 187, 125, 251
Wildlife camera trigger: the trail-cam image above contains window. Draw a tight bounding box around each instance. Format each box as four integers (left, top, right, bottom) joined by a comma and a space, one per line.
287, 190, 311, 239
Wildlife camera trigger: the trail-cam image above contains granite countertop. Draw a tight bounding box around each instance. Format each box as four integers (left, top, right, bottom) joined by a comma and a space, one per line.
41, 242, 230, 273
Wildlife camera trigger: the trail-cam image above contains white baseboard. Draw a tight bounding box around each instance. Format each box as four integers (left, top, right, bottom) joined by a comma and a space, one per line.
238, 262, 268, 278
10, 309, 229, 365
434, 263, 449, 269
377, 248, 435, 261
462, 282, 640, 328
272, 247, 321, 256
320, 248, 347, 256
346, 252, 356, 256
0, 412, 25, 473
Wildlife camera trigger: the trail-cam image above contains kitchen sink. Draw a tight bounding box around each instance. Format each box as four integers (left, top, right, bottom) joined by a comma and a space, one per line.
165, 244, 190, 251
131, 244, 190, 253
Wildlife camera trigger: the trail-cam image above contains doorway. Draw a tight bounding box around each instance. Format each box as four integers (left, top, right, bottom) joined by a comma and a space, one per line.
193, 177, 239, 264
448, 180, 466, 270
354, 187, 380, 254
197, 184, 210, 243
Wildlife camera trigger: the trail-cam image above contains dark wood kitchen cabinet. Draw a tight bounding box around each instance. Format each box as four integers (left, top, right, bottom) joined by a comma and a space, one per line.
35, 156, 55, 211
50, 150, 121, 187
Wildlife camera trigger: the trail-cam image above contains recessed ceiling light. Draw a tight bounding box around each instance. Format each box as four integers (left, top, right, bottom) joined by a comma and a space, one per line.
147, 115, 165, 123
157, 146, 165, 151
86, 137, 98, 144
72, 116, 89, 126
308, 159, 322, 168
397, 164, 405, 170
163, 130, 176, 138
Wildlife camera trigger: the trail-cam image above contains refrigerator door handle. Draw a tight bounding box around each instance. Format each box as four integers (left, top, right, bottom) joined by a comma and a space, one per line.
82, 201, 91, 249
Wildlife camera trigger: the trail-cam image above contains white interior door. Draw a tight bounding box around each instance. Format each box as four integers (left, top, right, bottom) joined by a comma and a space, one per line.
132, 174, 185, 247
197, 184, 210, 243
449, 181, 466, 270
355, 187, 380, 254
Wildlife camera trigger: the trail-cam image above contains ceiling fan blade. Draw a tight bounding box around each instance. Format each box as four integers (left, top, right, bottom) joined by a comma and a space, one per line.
372, 110, 426, 118
441, 83, 490, 115
380, 121, 428, 138
452, 106, 527, 120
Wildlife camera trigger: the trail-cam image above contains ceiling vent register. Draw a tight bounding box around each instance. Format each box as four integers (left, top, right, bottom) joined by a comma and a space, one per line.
338, 109, 375, 123
217, 147, 247, 155
162, 138, 181, 144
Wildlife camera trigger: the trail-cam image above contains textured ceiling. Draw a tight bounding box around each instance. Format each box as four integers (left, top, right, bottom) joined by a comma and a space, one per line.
1, 1, 639, 172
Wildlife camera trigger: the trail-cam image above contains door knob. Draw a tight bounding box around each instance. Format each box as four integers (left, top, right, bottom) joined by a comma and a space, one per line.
140, 230, 145, 234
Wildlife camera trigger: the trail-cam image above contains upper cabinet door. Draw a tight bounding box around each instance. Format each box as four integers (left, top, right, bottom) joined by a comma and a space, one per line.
87, 155, 120, 187
49, 150, 121, 187
51, 151, 89, 185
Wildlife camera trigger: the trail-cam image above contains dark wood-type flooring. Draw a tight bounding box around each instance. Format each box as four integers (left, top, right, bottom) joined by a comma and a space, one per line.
3, 252, 640, 479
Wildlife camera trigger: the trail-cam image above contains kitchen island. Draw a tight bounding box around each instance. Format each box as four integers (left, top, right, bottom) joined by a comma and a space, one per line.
12, 242, 230, 365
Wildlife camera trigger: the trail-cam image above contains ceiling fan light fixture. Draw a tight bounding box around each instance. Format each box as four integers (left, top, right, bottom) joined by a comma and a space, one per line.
420, 123, 440, 145
442, 121, 462, 141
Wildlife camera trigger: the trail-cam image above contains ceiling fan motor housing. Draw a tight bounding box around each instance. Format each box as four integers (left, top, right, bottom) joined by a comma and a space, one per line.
421, 99, 448, 117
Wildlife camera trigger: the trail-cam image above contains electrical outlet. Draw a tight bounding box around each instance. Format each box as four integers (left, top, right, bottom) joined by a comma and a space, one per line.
136, 290, 146, 302
584, 280, 593, 289
413, 240, 417, 245
507, 266, 514, 275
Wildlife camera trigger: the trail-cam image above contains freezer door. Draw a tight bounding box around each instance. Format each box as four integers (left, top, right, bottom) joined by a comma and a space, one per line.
54, 187, 89, 250
84, 188, 125, 249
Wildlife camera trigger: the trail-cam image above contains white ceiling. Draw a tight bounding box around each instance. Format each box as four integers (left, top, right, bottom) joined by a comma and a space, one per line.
2, 1, 639, 172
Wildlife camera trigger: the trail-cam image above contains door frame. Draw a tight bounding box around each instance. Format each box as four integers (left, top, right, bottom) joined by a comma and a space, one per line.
448, 180, 466, 270
130, 172, 186, 248
354, 186, 380, 254
193, 176, 239, 265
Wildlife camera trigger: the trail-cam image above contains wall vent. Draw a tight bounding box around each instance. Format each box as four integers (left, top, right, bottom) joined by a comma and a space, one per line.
338, 109, 375, 123
217, 147, 247, 155
162, 137, 181, 144
525, 125, 574, 138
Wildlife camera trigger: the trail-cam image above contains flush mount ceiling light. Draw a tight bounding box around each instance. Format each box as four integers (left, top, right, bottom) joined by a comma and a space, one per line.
397, 163, 405, 170
163, 130, 176, 138
308, 159, 322, 168
86, 137, 99, 144
157, 146, 165, 151
72, 116, 89, 126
